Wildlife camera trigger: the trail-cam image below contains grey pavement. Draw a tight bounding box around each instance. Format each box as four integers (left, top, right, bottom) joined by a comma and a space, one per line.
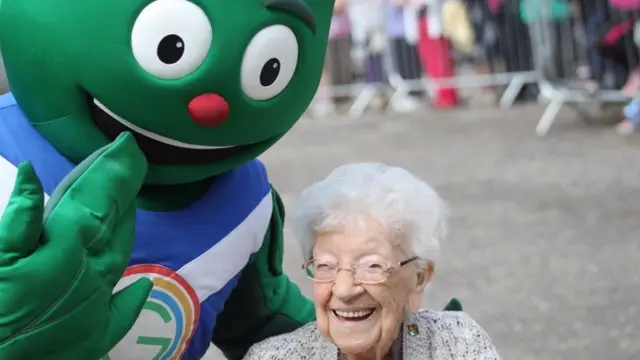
206, 105, 640, 359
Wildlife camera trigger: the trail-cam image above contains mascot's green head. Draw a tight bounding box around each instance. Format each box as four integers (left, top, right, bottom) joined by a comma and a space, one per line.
0, 0, 333, 184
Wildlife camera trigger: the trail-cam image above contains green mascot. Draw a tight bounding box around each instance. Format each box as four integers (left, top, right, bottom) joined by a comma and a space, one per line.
0, 0, 333, 358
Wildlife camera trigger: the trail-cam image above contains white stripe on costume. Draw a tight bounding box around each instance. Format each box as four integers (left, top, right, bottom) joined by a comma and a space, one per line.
176, 192, 273, 302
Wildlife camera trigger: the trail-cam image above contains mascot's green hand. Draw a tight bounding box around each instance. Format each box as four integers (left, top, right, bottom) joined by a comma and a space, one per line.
0, 132, 152, 360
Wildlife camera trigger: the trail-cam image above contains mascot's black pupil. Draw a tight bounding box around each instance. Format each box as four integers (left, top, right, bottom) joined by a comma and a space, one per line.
260, 58, 280, 87
157, 34, 185, 64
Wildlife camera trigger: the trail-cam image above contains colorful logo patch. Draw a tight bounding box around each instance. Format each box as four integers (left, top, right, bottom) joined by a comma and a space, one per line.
103, 264, 200, 360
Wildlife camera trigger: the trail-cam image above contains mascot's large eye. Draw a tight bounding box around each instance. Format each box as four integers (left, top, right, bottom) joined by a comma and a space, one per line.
241, 25, 299, 101
131, 0, 212, 80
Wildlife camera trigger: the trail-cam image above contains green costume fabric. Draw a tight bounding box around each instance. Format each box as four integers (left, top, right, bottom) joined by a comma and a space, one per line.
0, 134, 152, 359
0, 0, 334, 358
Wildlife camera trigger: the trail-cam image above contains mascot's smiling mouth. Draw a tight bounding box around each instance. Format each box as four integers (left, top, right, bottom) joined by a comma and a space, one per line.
86, 94, 263, 165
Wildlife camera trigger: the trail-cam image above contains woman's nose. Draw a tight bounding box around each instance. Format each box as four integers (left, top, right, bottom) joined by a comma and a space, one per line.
332, 269, 363, 299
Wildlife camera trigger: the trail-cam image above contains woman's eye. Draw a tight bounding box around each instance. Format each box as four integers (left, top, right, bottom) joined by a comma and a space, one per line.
360, 262, 385, 271
315, 262, 338, 273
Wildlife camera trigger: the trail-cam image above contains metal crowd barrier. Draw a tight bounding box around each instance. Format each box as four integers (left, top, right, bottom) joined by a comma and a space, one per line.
312, 0, 640, 136
309, 0, 542, 120
527, 0, 640, 135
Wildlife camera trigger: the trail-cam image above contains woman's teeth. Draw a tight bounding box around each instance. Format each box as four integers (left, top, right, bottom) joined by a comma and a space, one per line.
333, 309, 375, 320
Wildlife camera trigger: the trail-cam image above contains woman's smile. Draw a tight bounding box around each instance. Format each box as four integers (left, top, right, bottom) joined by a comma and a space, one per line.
332, 307, 378, 322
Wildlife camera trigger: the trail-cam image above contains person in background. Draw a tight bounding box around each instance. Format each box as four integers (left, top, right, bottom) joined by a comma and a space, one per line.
464, 0, 500, 105
440, 0, 501, 107
490, 0, 539, 102
616, 94, 640, 134
386, 0, 426, 113
578, 0, 639, 92
619, 5, 640, 96
414, 0, 460, 109
520, 0, 574, 81
614, 9, 640, 134
312, 0, 353, 117
349, 0, 390, 111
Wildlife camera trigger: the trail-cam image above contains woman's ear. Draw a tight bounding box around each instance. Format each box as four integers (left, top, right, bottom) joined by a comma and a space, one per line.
415, 262, 434, 291
407, 263, 433, 311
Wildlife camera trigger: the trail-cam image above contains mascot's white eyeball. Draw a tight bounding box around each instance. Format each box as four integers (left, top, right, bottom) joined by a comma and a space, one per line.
241, 25, 299, 101
131, 0, 212, 80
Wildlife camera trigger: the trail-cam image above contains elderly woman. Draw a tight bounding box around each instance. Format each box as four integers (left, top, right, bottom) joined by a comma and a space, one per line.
245, 163, 501, 360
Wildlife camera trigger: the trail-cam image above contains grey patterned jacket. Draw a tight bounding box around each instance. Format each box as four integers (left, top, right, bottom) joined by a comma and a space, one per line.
244, 309, 502, 360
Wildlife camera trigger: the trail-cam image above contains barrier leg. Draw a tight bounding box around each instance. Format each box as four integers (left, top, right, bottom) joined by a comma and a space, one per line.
348, 86, 376, 118
386, 87, 403, 114
536, 96, 564, 136
387, 84, 418, 114
567, 102, 597, 124
423, 78, 436, 100
499, 75, 525, 109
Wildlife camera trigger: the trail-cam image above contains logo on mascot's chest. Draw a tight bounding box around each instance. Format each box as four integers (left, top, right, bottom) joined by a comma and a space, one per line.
103, 265, 201, 360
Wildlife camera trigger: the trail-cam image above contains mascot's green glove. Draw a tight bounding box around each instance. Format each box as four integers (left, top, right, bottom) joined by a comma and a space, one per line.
0, 133, 152, 359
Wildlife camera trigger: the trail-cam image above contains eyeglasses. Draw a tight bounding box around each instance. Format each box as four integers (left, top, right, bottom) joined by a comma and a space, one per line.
302, 256, 419, 284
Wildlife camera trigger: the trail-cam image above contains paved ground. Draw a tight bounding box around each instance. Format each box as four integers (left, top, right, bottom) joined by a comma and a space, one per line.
205, 104, 640, 359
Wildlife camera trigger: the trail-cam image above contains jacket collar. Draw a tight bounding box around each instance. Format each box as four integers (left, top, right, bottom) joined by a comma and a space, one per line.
309, 316, 429, 360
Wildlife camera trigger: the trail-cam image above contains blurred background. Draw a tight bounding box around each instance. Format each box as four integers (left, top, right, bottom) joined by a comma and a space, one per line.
1, 0, 639, 359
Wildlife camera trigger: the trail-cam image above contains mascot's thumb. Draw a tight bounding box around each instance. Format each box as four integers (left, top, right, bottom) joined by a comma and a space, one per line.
100, 277, 153, 355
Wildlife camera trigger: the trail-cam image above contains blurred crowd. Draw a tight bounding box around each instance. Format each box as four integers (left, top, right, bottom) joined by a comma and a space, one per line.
310, 0, 640, 134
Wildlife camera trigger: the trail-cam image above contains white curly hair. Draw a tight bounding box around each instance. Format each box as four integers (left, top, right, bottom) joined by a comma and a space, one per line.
292, 163, 448, 264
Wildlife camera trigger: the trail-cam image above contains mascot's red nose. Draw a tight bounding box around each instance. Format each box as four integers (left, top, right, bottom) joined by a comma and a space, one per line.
188, 93, 229, 127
